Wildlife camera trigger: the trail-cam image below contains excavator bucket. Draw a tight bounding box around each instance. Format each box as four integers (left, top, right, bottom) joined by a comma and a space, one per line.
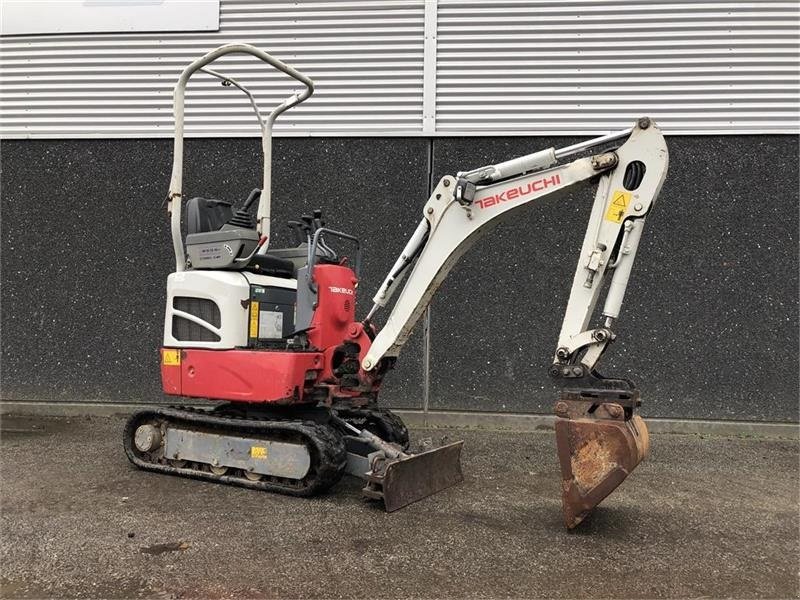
554, 394, 649, 528
362, 441, 464, 512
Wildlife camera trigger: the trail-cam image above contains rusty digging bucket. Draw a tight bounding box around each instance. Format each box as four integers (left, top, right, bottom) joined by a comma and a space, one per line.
554, 393, 650, 528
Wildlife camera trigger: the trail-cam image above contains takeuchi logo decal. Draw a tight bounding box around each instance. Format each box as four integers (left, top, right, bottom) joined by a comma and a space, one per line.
475, 174, 561, 209
328, 286, 354, 296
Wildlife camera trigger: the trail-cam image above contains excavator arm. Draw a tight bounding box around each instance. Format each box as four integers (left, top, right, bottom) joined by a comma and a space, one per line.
362, 118, 669, 527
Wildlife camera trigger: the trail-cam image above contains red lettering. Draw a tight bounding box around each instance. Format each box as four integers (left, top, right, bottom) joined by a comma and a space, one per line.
521, 182, 534, 195
542, 174, 560, 188
476, 173, 562, 209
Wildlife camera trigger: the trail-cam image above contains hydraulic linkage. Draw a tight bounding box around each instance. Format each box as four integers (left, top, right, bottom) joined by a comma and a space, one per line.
361, 117, 668, 527
548, 117, 667, 527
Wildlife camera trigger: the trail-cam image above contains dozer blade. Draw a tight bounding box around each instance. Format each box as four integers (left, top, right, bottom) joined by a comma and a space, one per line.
362, 441, 464, 512
555, 396, 649, 528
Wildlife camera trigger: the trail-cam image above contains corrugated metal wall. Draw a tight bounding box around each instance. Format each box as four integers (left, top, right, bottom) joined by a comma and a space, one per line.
435, 1, 800, 134
0, 1, 426, 137
1, 0, 798, 138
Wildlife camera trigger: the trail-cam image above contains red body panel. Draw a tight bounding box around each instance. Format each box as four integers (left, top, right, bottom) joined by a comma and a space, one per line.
161, 348, 323, 404
160, 263, 387, 406
317, 323, 378, 392
307, 264, 358, 350
160, 349, 181, 395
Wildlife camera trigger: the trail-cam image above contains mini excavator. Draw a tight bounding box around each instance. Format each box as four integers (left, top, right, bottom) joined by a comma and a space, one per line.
124, 44, 668, 527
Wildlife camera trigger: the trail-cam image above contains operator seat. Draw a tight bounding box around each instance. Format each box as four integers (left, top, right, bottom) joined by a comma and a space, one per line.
185, 196, 295, 278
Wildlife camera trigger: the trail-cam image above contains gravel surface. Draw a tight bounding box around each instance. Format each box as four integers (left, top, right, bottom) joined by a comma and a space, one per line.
1, 414, 798, 599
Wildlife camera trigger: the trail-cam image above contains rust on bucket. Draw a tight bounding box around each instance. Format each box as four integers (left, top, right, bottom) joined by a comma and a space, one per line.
555, 395, 649, 528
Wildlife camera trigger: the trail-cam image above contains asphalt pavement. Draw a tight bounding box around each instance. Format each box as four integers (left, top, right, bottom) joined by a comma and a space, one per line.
0, 414, 797, 599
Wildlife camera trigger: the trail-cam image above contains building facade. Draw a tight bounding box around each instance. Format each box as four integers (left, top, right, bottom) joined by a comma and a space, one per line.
2, 1, 798, 421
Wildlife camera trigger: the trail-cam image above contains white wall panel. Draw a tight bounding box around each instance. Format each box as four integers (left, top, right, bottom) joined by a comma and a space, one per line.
0, 0, 425, 137
436, 1, 800, 134
1, 0, 798, 138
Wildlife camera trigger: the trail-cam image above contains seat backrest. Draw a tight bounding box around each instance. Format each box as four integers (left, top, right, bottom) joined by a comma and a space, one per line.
186, 197, 233, 235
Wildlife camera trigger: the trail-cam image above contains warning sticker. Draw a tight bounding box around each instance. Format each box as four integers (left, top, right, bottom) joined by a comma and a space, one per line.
605, 190, 631, 223
250, 446, 268, 459
259, 311, 283, 339
249, 300, 260, 339
162, 349, 181, 366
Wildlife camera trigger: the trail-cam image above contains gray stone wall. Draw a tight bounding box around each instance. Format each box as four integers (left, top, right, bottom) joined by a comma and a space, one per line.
2, 136, 797, 421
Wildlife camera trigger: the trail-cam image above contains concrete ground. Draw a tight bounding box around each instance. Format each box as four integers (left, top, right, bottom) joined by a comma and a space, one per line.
0, 414, 797, 599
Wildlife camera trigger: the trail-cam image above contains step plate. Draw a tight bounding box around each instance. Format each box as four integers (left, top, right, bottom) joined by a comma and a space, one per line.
164, 428, 311, 479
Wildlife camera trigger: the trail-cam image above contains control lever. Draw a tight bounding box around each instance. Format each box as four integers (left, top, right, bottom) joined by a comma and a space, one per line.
242, 188, 261, 210
287, 220, 305, 246
312, 209, 336, 260
299, 214, 314, 244
312, 209, 325, 230
226, 188, 262, 230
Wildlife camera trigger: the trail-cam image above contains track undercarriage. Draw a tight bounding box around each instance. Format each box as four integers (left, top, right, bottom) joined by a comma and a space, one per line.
123, 402, 455, 510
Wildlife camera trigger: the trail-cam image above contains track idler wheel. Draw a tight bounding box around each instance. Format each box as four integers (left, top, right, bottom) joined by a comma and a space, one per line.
554, 394, 649, 528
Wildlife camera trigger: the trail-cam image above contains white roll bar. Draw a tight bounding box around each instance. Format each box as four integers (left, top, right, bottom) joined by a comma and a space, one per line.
167, 43, 315, 271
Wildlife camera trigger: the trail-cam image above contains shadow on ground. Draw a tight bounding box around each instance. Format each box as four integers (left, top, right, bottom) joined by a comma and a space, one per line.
1, 414, 797, 599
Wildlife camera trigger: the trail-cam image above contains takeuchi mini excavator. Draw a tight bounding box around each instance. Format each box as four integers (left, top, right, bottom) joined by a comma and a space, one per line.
124, 44, 668, 527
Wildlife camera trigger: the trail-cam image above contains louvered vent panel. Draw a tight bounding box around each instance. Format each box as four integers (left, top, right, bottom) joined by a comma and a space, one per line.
435, 1, 800, 134
0, 0, 425, 138
172, 296, 221, 342
173, 297, 221, 328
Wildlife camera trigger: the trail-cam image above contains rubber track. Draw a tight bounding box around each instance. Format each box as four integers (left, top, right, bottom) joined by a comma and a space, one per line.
334, 406, 410, 450
123, 406, 346, 496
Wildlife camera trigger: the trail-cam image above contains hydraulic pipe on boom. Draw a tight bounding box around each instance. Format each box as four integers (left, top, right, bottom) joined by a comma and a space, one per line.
361, 118, 668, 527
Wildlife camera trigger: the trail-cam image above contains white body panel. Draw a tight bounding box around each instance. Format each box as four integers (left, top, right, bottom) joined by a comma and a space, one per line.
164, 270, 295, 349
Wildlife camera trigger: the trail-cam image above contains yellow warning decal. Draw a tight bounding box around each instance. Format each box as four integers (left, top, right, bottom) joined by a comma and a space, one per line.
249, 300, 260, 338
605, 190, 631, 223
162, 349, 181, 366
250, 446, 268, 459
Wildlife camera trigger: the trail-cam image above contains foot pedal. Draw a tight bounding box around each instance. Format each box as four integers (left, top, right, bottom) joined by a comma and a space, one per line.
554, 392, 649, 528
362, 441, 464, 512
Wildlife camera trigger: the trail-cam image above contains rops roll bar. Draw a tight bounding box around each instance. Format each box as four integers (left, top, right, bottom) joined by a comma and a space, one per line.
167, 43, 315, 271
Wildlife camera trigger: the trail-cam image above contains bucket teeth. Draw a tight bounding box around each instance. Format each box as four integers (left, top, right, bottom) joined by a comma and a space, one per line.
362, 441, 464, 512
555, 396, 649, 528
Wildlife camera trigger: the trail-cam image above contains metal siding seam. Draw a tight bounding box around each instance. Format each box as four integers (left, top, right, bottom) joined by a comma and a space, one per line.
422, 0, 438, 133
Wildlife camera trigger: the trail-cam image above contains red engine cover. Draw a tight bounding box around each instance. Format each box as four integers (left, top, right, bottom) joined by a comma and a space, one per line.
160, 348, 323, 404
308, 264, 359, 350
